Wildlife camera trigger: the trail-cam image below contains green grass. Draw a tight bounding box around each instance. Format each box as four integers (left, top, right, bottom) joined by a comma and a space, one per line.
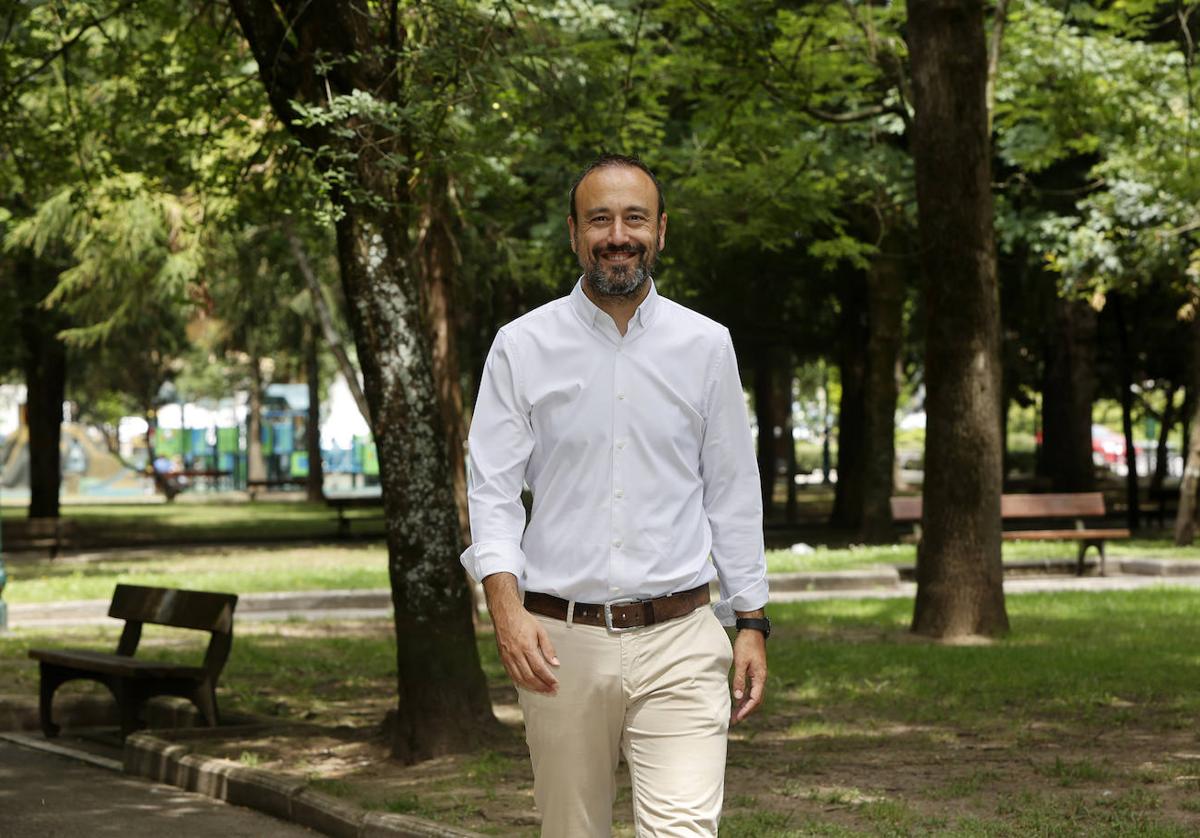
7, 587, 1200, 834
1, 543, 389, 604
0, 499, 385, 544
765, 538, 1200, 574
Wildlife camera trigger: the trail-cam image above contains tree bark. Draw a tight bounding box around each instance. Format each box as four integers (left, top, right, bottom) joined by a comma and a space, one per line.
1152, 382, 1178, 494
22, 318, 66, 519
1176, 319, 1200, 544
229, 0, 496, 761
907, 0, 1009, 638
753, 345, 778, 521
1040, 297, 1096, 492
246, 354, 266, 484
418, 170, 471, 549
860, 238, 906, 543
1113, 295, 1140, 530
831, 277, 868, 530
17, 255, 66, 519
306, 324, 325, 503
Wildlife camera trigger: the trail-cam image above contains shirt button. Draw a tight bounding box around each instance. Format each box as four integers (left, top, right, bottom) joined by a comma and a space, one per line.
613, 538, 623, 549
617, 440, 626, 450
614, 489, 624, 499
617, 392, 626, 400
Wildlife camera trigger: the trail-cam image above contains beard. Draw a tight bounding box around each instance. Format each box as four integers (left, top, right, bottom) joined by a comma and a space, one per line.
581, 241, 657, 298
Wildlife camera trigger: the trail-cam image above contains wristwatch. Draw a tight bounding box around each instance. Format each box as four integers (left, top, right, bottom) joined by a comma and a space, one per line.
735, 616, 771, 640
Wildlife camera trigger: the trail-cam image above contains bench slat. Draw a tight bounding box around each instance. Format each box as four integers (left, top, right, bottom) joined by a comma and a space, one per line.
29, 648, 206, 680
1002, 528, 1131, 541
108, 584, 237, 633
891, 492, 1109, 522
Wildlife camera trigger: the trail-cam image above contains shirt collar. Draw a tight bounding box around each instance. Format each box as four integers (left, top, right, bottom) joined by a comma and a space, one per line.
569, 277, 660, 331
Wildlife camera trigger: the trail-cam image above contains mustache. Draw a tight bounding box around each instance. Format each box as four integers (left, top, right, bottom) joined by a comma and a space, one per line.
592, 243, 646, 257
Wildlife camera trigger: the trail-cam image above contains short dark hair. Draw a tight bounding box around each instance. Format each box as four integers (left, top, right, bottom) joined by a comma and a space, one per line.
569, 153, 665, 223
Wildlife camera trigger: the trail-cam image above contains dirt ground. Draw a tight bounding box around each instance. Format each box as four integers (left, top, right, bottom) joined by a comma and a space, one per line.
175, 621, 1200, 837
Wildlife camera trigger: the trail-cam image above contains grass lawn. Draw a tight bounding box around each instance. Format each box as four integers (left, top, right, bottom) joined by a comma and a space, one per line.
6, 587, 1200, 835
0, 543, 390, 604
765, 538, 1200, 574
0, 499, 385, 544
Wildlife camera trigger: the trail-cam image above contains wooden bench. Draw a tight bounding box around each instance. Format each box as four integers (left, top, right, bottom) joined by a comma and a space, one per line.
246, 477, 309, 500
1, 517, 78, 558
28, 584, 238, 738
890, 492, 1131, 576
325, 494, 385, 538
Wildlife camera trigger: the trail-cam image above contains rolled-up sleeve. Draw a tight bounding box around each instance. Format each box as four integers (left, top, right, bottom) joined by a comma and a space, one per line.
700, 331, 769, 625
459, 330, 535, 584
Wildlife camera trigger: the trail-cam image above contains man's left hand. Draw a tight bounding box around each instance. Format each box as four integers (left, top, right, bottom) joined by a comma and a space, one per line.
730, 629, 766, 725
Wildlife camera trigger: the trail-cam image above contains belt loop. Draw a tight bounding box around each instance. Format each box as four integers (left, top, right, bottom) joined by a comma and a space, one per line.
566, 599, 576, 627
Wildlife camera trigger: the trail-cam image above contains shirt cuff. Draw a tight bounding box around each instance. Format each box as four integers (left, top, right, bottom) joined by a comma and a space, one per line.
712, 575, 770, 626
459, 540, 526, 584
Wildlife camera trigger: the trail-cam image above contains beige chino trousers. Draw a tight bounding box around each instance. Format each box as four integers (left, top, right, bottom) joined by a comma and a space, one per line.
517, 604, 733, 837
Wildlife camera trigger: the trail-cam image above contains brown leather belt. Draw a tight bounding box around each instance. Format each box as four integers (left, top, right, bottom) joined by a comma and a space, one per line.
524, 584, 710, 632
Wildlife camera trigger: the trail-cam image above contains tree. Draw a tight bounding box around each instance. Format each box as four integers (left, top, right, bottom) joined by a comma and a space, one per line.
227, 0, 502, 760
907, 0, 1009, 639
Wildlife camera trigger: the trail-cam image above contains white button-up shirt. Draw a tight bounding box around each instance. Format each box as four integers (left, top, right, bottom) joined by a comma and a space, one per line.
460, 279, 768, 624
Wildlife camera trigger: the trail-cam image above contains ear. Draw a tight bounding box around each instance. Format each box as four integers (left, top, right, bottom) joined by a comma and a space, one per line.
568, 214, 578, 254
657, 213, 667, 251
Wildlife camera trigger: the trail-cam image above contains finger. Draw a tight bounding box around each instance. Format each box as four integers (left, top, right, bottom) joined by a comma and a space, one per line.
732, 659, 749, 701
525, 647, 560, 691
510, 653, 554, 694
537, 624, 560, 667
734, 669, 766, 723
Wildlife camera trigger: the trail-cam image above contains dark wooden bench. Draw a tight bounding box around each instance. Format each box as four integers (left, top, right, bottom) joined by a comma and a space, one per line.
28, 584, 238, 737
1, 517, 78, 558
325, 494, 385, 538
246, 477, 309, 500
890, 492, 1131, 576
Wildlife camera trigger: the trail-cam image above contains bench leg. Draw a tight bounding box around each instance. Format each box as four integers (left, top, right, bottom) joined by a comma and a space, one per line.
192, 682, 220, 727
1098, 541, 1107, 577
1076, 541, 1087, 577
38, 664, 64, 738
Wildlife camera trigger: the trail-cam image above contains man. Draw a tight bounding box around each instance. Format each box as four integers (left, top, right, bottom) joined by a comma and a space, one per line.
460, 154, 769, 837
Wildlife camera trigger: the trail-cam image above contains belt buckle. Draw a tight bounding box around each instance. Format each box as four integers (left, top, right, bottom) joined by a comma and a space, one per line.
603, 597, 640, 633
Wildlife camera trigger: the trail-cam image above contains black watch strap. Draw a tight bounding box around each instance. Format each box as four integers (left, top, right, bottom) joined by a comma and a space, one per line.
735, 616, 771, 640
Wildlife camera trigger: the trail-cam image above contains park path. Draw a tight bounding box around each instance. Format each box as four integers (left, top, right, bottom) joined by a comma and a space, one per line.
0, 738, 314, 837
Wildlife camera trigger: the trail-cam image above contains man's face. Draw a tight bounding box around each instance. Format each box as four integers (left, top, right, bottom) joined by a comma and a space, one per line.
568, 166, 667, 298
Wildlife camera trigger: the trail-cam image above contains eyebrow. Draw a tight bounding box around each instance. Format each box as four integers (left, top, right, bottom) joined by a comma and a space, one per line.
585, 205, 653, 217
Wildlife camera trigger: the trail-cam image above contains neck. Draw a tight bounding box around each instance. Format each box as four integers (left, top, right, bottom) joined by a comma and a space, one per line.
582, 279, 651, 336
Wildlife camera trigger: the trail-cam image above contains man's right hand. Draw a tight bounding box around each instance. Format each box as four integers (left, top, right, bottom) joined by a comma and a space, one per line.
483, 573, 560, 694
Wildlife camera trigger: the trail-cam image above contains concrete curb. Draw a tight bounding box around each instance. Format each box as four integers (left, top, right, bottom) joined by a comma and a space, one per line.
769, 567, 901, 592
0, 730, 123, 772
123, 731, 484, 838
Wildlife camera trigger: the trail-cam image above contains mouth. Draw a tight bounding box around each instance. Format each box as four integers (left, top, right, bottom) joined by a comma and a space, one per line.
597, 248, 642, 264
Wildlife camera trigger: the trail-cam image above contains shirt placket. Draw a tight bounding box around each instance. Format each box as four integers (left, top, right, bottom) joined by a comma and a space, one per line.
609, 337, 631, 597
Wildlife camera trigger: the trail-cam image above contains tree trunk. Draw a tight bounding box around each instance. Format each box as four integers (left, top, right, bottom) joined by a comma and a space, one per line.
306, 325, 325, 503
418, 170, 471, 549
907, 0, 1008, 638
1113, 296, 1140, 530
22, 318, 66, 519
861, 238, 906, 543
246, 354, 267, 484
1176, 319, 1200, 544
781, 369, 799, 525
753, 345, 777, 521
231, 0, 499, 760
1151, 382, 1177, 495
831, 277, 868, 530
335, 192, 495, 761
1040, 297, 1097, 492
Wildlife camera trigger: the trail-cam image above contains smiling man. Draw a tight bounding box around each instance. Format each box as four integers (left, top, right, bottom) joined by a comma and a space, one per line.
461, 154, 769, 837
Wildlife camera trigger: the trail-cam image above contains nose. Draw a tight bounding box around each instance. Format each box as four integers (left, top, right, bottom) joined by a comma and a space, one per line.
608, 219, 631, 246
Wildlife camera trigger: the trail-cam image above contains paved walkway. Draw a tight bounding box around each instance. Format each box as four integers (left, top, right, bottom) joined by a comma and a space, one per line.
0, 738, 313, 837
